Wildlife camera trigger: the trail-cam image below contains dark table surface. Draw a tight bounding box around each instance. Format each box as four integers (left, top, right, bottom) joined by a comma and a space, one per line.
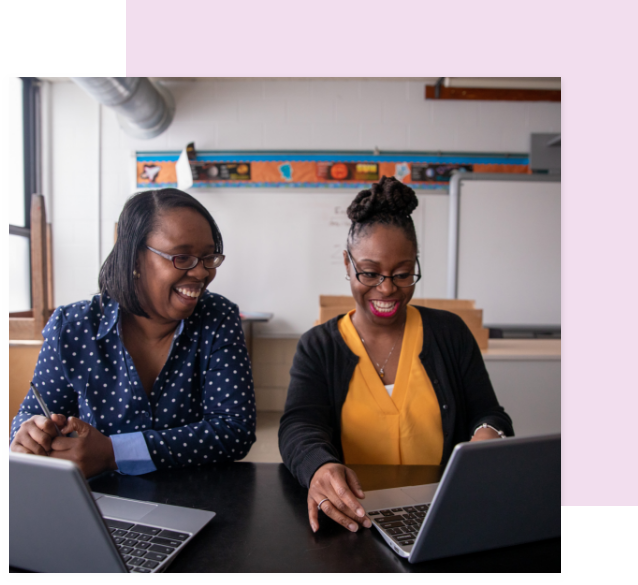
87, 462, 560, 572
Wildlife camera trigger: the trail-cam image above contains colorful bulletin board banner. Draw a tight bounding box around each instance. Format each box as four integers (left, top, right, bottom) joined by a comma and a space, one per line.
136, 151, 530, 190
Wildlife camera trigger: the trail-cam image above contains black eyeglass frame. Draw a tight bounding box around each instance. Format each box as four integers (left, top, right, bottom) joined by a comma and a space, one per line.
346, 247, 422, 288
146, 246, 225, 270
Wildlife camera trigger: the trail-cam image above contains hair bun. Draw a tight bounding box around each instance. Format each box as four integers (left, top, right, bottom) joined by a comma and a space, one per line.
346, 176, 418, 223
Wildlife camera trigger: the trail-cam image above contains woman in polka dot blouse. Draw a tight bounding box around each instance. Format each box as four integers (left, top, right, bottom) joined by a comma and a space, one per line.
10, 188, 256, 477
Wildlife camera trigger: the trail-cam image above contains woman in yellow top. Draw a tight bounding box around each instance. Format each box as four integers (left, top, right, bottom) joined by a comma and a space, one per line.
279, 176, 513, 534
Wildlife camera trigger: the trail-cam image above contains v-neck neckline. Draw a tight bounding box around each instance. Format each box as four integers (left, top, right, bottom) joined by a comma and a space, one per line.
339, 308, 420, 414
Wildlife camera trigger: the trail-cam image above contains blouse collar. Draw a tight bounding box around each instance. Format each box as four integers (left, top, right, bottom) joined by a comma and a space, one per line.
97, 294, 193, 340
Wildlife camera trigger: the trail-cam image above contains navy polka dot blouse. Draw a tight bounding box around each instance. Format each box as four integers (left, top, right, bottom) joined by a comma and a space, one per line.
10, 290, 256, 475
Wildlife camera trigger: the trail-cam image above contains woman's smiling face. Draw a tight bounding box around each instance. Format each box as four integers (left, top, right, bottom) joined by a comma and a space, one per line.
136, 207, 217, 324
344, 224, 418, 329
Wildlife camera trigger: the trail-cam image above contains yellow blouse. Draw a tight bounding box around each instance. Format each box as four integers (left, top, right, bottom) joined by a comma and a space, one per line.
339, 305, 444, 465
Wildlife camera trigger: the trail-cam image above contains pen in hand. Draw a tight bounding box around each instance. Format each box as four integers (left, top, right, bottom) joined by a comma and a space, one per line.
29, 382, 78, 438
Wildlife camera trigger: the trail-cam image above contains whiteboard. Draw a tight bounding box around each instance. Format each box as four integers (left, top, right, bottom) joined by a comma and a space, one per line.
456, 180, 561, 326
194, 188, 427, 337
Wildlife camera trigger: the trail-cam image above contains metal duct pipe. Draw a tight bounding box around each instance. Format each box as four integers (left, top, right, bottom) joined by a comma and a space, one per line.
71, 77, 174, 139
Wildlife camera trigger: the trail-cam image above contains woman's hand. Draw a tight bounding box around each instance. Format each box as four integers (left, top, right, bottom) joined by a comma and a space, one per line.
470, 426, 502, 442
308, 463, 371, 533
10, 413, 67, 456
49, 417, 117, 478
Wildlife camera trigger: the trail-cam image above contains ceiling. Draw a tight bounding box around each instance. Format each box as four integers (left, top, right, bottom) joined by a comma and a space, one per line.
39, 77, 561, 89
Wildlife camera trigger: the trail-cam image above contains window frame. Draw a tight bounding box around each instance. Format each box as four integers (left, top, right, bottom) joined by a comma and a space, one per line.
9, 77, 42, 310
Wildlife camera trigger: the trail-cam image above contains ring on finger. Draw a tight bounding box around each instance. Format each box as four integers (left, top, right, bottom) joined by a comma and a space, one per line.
317, 497, 330, 512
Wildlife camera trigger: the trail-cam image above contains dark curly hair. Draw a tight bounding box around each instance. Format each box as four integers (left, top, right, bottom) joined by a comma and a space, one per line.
346, 175, 419, 249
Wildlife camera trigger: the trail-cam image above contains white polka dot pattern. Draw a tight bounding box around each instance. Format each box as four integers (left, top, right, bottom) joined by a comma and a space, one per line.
10, 291, 257, 471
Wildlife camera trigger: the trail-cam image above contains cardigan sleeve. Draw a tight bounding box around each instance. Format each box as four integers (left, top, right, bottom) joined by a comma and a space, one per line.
278, 328, 342, 488
456, 316, 514, 437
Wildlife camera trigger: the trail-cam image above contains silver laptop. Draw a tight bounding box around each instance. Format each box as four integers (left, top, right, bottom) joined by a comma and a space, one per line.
362, 434, 560, 563
9, 453, 215, 572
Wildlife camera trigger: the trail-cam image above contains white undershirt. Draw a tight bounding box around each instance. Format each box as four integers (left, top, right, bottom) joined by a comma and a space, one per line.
384, 384, 394, 397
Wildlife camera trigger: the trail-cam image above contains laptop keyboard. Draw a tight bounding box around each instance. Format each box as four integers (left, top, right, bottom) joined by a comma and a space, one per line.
105, 519, 190, 572
367, 504, 430, 547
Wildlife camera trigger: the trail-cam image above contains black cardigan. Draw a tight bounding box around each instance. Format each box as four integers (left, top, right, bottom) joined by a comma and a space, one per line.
278, 306, 514, 488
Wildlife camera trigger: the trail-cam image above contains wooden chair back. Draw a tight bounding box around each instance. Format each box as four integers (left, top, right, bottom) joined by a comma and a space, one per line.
9, 341, 42, 434
9, 195, 54, 340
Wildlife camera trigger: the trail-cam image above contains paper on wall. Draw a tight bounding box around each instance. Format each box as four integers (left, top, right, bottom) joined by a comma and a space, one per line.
176, 143, 194, 190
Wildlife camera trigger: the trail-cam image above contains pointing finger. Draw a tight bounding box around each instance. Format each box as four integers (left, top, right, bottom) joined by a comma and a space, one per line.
345, 467, 365, 499
330, 473, 366, 518
307, 496, 320, 532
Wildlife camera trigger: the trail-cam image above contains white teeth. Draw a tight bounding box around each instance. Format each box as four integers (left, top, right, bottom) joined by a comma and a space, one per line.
176, 287, 200, 298
372, 300, 396, 312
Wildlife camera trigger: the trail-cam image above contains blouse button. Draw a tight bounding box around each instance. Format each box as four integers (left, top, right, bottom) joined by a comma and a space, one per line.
442, 404, 448, 410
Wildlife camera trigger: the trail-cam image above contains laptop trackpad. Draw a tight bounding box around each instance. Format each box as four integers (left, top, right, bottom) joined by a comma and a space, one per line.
95, 495, 158, 520
399, 483, 439, 503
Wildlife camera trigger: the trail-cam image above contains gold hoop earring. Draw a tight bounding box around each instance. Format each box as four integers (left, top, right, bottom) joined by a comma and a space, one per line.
133, 270, 140, 279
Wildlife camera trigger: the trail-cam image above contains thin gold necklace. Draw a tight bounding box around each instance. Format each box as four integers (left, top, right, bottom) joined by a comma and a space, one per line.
357, 318, 405, 379
360, 336, 399, 379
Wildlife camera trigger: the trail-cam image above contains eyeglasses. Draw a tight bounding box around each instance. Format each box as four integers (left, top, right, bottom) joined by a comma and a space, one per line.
346, 248, 421, 288
146, 246, 225, 270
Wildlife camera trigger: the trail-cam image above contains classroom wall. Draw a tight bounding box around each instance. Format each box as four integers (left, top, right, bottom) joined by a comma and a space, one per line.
45, 78, 561, 410
47, 78, 560, 307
